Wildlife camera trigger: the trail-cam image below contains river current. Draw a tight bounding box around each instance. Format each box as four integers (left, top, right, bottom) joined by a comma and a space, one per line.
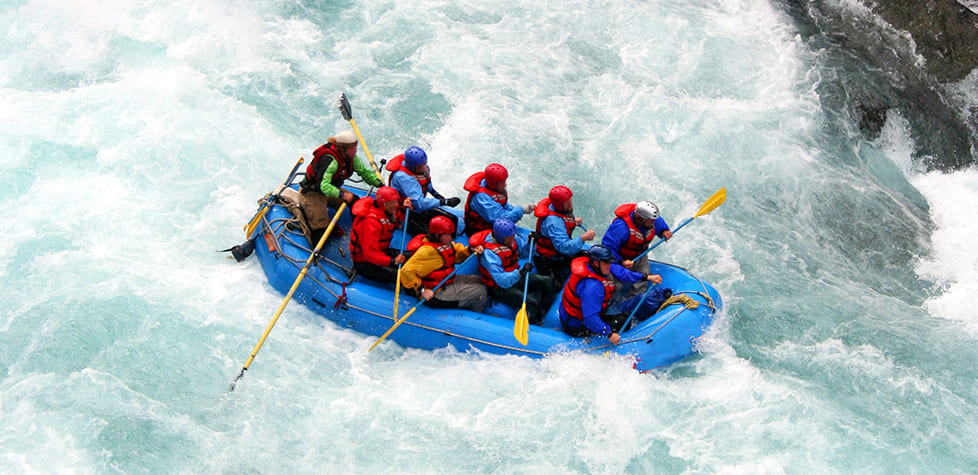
2, 0, 977, 472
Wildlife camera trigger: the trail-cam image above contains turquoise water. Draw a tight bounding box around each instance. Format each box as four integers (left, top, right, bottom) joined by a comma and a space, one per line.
2, 0, 977, 472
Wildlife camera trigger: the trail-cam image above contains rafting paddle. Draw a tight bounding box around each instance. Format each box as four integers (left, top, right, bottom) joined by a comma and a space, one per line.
337, 93, 383, 181
369, 254, 478, 352
229, 202, 347, 392
391, 207, 411, 321
244, 156, 304, 237
619, 281, 656, 333
631, 188, 726, 262
513, 237, 536, 346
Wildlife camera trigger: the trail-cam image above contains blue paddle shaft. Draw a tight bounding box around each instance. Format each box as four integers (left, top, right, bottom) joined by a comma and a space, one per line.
633, 216, 694, 261
619, 281, 655, 332
521, 238, 536, 298
416, 253, 475, 301
398, 207, 411, 256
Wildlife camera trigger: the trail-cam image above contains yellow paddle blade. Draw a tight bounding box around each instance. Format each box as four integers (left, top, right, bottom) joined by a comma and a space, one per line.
514, 304, 529, 346
694, 188, 726, 218
244, 207, 269, 236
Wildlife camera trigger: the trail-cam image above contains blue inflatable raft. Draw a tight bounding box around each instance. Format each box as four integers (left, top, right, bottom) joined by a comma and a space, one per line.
245, 184, 722, 372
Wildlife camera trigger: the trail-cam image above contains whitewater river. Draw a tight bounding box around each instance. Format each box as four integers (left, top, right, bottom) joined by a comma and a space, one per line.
2, 0, 977, 471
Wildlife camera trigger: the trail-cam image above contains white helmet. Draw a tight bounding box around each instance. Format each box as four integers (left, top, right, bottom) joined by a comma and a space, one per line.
335, 130, 357, 145
634, 201, 659, 220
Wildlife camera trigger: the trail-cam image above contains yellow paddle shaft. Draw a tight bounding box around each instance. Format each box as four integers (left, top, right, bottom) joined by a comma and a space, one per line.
238, 202, 347, 373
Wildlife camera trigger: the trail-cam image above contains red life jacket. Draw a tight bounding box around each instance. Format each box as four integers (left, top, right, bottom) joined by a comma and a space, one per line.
349, 197, 397, 264
560, 257, 615, 321
405, 234, 425, 253
533, 198, 576, 258
469, 229, 519, 288
614, 203, 656, 259
301, 143, 353, 193
385, 154, 431, 198
462, 172, 508, 235
419, 239, 456, 289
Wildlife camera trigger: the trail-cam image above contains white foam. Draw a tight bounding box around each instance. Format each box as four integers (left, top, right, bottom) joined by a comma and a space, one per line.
913, 168, 978, 329
876, 107, 978, 330
7, 0, 978, 471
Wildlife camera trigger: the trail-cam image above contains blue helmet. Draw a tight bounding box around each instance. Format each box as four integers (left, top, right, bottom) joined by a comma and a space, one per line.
404, 146, 428, 169
492, 218, 516, 241
587, 245, 615, 263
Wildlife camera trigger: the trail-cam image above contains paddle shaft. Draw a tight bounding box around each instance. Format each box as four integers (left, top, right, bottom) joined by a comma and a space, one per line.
230, 202, 348, 391
337, 94, 383, 182
513, 238, 537, 346
391, 207, 411, 321
347, 117, 383, 181
244, 156, 305, 236
631, 188, 726, 262
369, 254, 477, 351
619, 281, 656, 332
632, 216, 693, 262
521, 238, 536, 301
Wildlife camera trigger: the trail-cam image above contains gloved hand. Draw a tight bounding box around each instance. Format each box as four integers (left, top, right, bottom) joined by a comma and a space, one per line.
519, 262, 533, 277
522, 203, 534, 214
445, 197, 461, 207
528, 231, 538, 241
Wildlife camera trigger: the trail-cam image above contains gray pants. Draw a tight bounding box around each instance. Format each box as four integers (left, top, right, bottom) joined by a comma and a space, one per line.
427, 274, 488, 313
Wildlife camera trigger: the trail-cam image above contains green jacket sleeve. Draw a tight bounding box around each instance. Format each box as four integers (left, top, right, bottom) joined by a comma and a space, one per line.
318, 160, 342, 198
353, 155, 383, 187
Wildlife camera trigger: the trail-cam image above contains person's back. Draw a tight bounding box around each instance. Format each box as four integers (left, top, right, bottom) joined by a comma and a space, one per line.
298, 130, 382, 244
349, 187, 406, 283
602, 200, 672, 309
474, 219, 556, 324
463, 163, 533, 236
602, 201, 671, 267
387, 146, 465, 235
532, 185, 595, 283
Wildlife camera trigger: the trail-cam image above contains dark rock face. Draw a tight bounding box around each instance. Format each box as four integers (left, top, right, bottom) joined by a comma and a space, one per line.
874, 0, 978, 82
856, 100, 889, 140
778, 0, 977, 171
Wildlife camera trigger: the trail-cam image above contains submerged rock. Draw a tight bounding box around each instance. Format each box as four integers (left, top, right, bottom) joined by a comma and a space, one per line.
856, 100, 889, 140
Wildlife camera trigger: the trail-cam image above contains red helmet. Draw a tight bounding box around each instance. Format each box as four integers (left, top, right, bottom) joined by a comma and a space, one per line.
548, 185, 573, 210
484, 163, 508, 190
428, 215, 456, 235
374, 186, 400, 207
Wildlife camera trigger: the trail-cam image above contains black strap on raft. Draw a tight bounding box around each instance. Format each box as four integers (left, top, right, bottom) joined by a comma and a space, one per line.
220, 237, 256, 262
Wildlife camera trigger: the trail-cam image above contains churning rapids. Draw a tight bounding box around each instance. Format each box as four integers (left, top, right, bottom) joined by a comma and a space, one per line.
2, 0, 977, 471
